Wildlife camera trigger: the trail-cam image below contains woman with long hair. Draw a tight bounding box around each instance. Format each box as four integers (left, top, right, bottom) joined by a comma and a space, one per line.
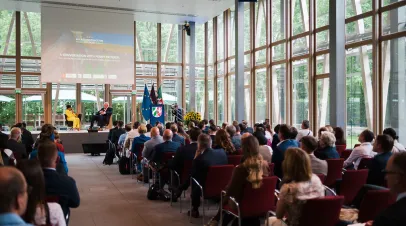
333, 127, 346, 146
17, 160, 66, 226
177, 122, 190, 144
214, 129, 237, 155
268, 148, 324, 226
207, 135, 269, 226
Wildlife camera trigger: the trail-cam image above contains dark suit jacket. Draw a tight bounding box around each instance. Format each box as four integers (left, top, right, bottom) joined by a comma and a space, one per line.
272, 139, 299, 178
169, 143, 197, 173
21, 129, 34, 154
111, 128, 126, 145
271, 134, 280, 151
172, 133, 185, 146
373, 197, 406, 226
191, 148, 228, 186
43, 169, 80, 218
7, 139, 27, 159
0, 132, 8, 149
367, 152, 392, 186
108, 127, 118, 141
96, 107, 113, 125
151, 141, 181, 163
314, 146, 340, 160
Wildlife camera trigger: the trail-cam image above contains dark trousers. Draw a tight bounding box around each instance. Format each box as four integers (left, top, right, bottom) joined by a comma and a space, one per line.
191, 182, 202, 209
90, 115, 106, 128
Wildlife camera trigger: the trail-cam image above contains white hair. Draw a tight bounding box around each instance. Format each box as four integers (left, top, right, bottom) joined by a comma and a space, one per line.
319, 131, 336, 148
104, 102, 109, 106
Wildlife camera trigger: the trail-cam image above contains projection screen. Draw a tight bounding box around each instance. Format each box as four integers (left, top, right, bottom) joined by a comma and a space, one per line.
41, 6, 134, 84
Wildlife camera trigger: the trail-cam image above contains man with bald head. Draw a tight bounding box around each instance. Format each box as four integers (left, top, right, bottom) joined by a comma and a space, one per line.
142, 127, 163, 160
0, 167, 31, 225
7, 127, 27, 159
151, 129, 181, 163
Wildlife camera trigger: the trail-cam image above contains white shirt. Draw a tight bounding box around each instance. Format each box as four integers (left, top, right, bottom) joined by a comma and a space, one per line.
265, 131, 272, 140
124, 129, 139, 147
35, 203, 66, 226
397, 192, 406, 201
343, 142, 376, 169
392, 140, 406, 153
296, 129, 313, 141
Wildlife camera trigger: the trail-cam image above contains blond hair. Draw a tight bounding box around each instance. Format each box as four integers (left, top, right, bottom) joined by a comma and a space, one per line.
282, 148, 312, 182
138, 124, 147, 134
241, 136, 264, 189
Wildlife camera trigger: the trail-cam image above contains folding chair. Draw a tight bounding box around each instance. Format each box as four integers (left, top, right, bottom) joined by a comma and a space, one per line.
338, 169, 369, 205
227, 155, 243, 166
324, 158, 344, 188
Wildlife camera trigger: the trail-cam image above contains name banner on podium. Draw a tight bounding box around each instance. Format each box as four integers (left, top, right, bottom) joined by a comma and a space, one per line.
150, 104, 165, 126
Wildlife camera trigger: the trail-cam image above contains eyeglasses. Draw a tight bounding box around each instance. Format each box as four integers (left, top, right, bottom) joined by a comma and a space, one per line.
382, 169, 404, 175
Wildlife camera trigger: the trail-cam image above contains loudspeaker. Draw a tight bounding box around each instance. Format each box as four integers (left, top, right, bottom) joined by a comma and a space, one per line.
88, 128, 99, 133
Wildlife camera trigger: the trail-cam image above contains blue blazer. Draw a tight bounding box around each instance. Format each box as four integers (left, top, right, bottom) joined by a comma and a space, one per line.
151, 140, 181, 163
314, 146, 340, 160
367, 151, 392, 186
272, 139, 300, 178
191, 148, 228, 186
131, 134, 151, 154
172, 134, 185, 146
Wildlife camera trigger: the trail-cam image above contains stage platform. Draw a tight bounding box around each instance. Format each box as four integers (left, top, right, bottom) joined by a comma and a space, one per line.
29, 130, 109, 154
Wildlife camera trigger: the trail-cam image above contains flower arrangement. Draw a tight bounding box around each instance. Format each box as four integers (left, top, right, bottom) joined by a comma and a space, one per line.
183, 111, 202, 128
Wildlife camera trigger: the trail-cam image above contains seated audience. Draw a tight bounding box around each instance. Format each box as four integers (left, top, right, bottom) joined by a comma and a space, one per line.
325, 125, 334, 133
289, 127, 298, 140
208, 125, 217, 144
107, 121, 118, 142
383, 128, 405, 153
151, 130, 181, 164
296, 120, 313, 142
165, 122, 173, 130
271, 124, 281, 151
14, 123, 34, 155
333, 126, 346, 146
17, 160, 66, 226
38, 141, 80, 220
265, 124, 273, 143
317, 126, 328, 139
214, 129, 237, 155
53, 131, 64, 153
240, 121, 254, 134
176, 122, 190, 144
65, 105, 81, 131
0, 167, 31, 226
343, 129, 376, 169
221, 122, 228, 130
142, 127, 163, 161
226, 125, 241, 150
301, 136, 328, 176
118, 124, 132, 147
207, 135, 269, 226
131, 124, 150, 154
370, 152, 406, 226
124, 121, 140, 150
7, 127, 27, 159
367, 134, 393, 186
145, 124, 152, 137
268, 148, 325, 226
0, 124, 8, 146
272, 124, 300, 178
171, 124, 185, 146
157, 123, 164, 136
254, 131, 273, 162
111, 121, 125, 145
188, 134, 228, 218
314, 131, 340, 160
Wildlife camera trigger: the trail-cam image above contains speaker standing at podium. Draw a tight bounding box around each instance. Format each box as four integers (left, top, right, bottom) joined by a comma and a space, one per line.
89, 102, 113, 129
171, 104, 183, 123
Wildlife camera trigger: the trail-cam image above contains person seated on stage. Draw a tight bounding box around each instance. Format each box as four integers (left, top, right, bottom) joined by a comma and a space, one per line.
37, 141, 80, 222
111, 121, 125, 145
0, 167, 32, 226
7, 127, 28, 160
118, 124, 132, 147
29, 124, 68, 175
171, 124, 185, 146
89, 102, 113, 129
53, 131, 64, 153
65, 105, 81, 131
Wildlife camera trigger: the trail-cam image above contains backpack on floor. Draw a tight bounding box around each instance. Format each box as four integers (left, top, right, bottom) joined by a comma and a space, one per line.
118, 156, 130, 175
103, 142, 116, 165
147, 183, 160, 200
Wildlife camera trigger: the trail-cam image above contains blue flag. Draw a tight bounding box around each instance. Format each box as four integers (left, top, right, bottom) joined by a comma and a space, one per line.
142, 84, 152, 121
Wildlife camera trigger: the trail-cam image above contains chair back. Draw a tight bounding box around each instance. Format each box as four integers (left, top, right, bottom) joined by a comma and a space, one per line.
163, 152, 174, 163
340, 149, 352, 160
358, 157, 372, 170
204, 165, 234, 198
339, 169, 369, 205
316, 174, 326, 184
181, 160, 193, 184
336, 145, 346, 156
64, 114, 73, 127
132, 143, 144, 161
185, 139, 191, 145
268, 163, 274, 176
227, 155, 243, 166
239, 176, 278, 217
298, 196, 344, 226
358, 189, 393, 222
324, 159, 344, 187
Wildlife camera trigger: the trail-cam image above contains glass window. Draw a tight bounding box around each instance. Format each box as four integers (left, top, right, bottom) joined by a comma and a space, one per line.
136, 64, 157, 76
196, 24, 205, 64
346, 45, 373, 147
382, 5, 406, 36
316, 54, 330, 74
22, 75, 46, 88
21, 12, 41, 56
52, 83, 76, 128
272, 43, 286, 61
81, 84, 105, 128
229, 7, 236, 57
208, 20, 214, 64
136, 22, 157, 62
22, 94, 45, 131
346, 17, 373, 44
217, 14, 224, 60
244, 3, 251, 51
316, 78, 330, 129
316, 30, 329, 52
0, 74, 16, 88
162, 65, 181, 77
0, 94, 16, 128
21, 59, 41, 73
255, 0, 267, 47
292, 0, 309, 35
255, 69, 267, 123
208, 66, 215, 120
0, 58, 16, 73
316, 0, 329, 28
217, 77, 225, 125
382, 0, 403, 6
0, 11, 16, 55
162, 79, 183, 122
292, 59, 309, 128
196, 79, 205, 116
161, 24, 181, 63
292, 36, 309, 57
272, 0, 285, 42
382, 38, 406, 143
110, 84, 132, 90
112, 94, 132, 124
272, 64, 286, 126
255, 49, 266, 66
217, 62, 225, 75
229, 75, 235, 122
346, 0, 372, 18
245, 72, 251, 124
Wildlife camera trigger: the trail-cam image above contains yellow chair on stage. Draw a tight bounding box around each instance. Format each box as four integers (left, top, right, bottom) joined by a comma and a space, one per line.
65, 105, 81, 130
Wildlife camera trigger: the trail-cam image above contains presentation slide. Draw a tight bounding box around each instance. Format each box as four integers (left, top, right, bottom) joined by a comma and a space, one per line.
41, 6, 134, 84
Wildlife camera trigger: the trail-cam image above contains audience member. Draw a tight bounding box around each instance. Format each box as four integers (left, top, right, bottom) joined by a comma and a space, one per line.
271, 124, 281, 151
124, 121, 140, 150
301, 136, 328, 176
367, 134, 393, 186
131, 124, 151, 174
383, 128, 405, 153
38, 141, 80, 220
213, 129, 236, 155
142, 127, 163, 161
325, 125, 334, 133
19, 123, 34, 155
268, 148, 324, 226
171, 124, 185, 146
221, 122, 228, 130
145, 124, 152, 137
333, 126, 346, 146
289, 127, 298, 140
176, 122, 190, 144
7, 127, 27, 159
150, 130, 180, 164
208, 125, 217, 144
241, 121, 254, 134
371, 152, 406, 226
107, 121, 118, 142
296, 120, 313, 142
265, 124, 273, 143
272, 124, 299, 178
157, 123, 164, 136
343, 129, 376, 169
254, 130, 273, 162
111, 121, 125, 145
53, 131, 64, 153
314, 131, 340, 160
209, 119, 215, 127
17, 160, 66, 226
264, 118, 270, 126
207, 136, 269, 226
0, 167, 31, 226
165, 122, 173, 130
118, 124, 132, 147
317, 126, 328, 138
226, 125, 241, 150
188, 134, 228, 218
